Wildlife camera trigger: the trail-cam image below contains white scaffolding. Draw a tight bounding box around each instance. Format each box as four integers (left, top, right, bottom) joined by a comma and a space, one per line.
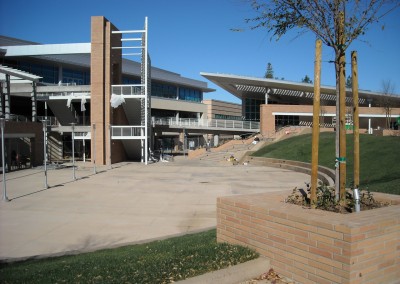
111, 17, 151, 164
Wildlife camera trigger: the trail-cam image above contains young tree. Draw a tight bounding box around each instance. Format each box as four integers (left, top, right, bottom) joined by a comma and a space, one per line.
302, 75, 313, 84
380, 79, 396, 129
245, 0, 399, 201
265, 62, 274, 78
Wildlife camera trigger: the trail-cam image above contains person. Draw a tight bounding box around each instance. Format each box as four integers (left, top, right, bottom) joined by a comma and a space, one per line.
252, 136, 260, 145
11, 150, 17, 170
16, 153, 21, 169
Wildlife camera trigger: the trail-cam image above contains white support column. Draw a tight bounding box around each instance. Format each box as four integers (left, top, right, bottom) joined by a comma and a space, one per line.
58, 65, 63, 84
265, 89, 269, 104
31, 82, 37, 122
214, 134, 219, 147
5, 74, 10, 120
0, 82, 3, 117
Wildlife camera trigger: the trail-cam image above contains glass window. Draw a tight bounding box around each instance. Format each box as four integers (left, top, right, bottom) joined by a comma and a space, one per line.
244, 98, 263, 121
275, 115, 299, 129
152, 82, 177, 99
62, 68, 90, 85
178, 87, 202, 102
214, 114, 242, 120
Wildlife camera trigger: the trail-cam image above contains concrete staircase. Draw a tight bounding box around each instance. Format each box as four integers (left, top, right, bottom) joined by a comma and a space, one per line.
191, 126, 316, 166
193, 138, 261, 165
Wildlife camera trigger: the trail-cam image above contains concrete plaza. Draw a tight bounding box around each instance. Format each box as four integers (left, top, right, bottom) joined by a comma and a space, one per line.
0, 157, 310, 261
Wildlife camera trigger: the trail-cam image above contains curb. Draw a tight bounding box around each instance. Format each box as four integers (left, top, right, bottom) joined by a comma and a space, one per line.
176, 257, 270, 284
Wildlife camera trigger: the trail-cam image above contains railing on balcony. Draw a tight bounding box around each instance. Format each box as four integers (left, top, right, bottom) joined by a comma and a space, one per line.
111, 126, 145, 139
111, 84, 144, 97
152, 117, 260, 131
37, 116, 60, 126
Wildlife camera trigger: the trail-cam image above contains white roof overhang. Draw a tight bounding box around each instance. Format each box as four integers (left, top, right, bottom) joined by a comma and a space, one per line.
200, 72, 400, 106
1, 43, 91, 56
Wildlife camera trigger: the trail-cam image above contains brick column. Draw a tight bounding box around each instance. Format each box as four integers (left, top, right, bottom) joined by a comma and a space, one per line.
90, 16, 125, 165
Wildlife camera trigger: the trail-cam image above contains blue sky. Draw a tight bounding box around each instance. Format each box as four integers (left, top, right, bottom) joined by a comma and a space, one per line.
1, 0, 399, 103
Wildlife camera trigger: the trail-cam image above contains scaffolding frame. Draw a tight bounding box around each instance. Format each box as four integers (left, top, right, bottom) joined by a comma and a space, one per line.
111, 17, 151, 164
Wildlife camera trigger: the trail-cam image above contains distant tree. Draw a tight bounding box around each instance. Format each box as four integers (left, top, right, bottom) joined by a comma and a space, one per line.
244, 0, 400, 202
301, 75, 313, 84
346, 75, 352, 88
265, 62, 274, 78
379, 79, 396, 129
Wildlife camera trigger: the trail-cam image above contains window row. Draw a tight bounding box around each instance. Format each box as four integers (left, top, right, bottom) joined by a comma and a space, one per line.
214, 114, 243, 120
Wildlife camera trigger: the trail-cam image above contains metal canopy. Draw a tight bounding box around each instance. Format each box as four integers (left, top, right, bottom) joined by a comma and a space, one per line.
0, 65, 42, 82
200, 72, 400, 107
0, 65, 42, 121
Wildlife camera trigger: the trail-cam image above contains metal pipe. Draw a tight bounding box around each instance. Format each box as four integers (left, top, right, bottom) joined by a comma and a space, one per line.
353, 188, 361, 212
70, 123, 76, 180
92, 123, 96, 174
43, 120, 48, 189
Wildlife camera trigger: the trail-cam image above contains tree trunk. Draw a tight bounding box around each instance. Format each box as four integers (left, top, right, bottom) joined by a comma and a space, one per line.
339, 50, 347, 202
335, 11, 346, 203
352, 51, 360, 189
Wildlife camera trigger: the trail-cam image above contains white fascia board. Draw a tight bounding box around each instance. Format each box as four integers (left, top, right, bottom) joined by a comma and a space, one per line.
272, 112, 335, 117
48, 93, 91, 100
3, 43, 91, 56
359, 114, 400, 118
272, 112, 399, 118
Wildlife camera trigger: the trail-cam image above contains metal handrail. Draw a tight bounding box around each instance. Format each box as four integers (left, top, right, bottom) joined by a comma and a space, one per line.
152, 117, 260, 131
111, 125, 144, 138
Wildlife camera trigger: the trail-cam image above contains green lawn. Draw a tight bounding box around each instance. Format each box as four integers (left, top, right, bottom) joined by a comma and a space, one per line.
0, 229, 258, 284
252, 132, 400, 195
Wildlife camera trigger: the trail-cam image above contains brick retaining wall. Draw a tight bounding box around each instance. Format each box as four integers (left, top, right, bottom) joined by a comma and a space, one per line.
217, 191, 400, 284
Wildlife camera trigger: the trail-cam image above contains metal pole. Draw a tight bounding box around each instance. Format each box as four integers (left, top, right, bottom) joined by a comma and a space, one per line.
109, 124, 112, 169
70, 123, 76, 180
311, 39, 322, 208
353, 187, 361, 212
92, 123, 96, 174
43, 120, 48, 189
183, 129, 185, 158
368, 99, 372, 134
1, 118, 9, 202
83, 110, 86, 163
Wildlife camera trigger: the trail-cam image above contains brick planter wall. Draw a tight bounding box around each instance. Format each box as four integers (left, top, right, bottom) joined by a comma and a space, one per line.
217, 191, 400, 284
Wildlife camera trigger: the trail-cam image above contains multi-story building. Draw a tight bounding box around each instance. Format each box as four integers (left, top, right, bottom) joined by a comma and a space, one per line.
201, 72, 400, 137
0, 16, 259, 169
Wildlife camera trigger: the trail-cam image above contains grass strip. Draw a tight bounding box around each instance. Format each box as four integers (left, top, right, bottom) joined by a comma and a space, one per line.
252, 133, 400, 195
0, 229, 258, 284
